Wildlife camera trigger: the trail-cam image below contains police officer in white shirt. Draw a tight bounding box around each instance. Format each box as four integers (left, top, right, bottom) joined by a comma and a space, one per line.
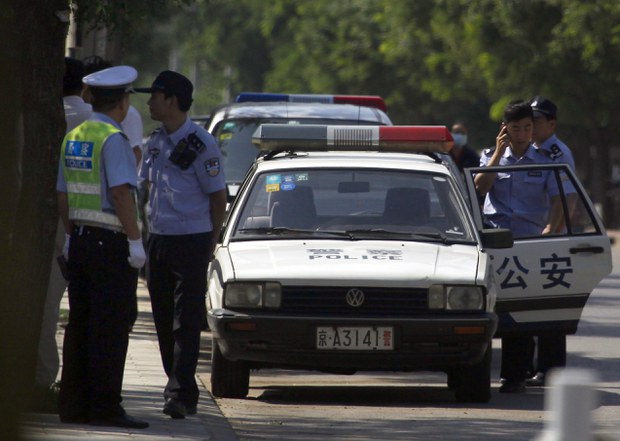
31, 57, 94, 412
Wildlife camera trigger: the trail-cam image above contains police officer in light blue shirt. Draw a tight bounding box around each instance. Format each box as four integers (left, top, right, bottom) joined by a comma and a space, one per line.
56, 66, 148, 429
475, 101, 569, 395
479, 136, 559, 238
527, 96, 576, 387
531, 95, 575, 170
136, 71, 227, 419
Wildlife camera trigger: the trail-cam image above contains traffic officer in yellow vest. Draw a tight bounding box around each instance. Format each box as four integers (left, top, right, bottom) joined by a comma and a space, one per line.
56, 65, 148, 429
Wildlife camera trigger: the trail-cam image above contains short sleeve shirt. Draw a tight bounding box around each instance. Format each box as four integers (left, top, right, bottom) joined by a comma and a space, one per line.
535, 133, 575, 170
480, 144, 559, 237
139, 117, 226, 235
121, 105, 144, 149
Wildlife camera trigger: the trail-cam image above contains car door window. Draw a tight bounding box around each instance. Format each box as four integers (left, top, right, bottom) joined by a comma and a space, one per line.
463, 163, 612, 336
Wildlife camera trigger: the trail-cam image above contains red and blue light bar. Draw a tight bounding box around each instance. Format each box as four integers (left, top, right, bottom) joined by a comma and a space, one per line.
252, 124, 454, 153
235, 92, 387, 112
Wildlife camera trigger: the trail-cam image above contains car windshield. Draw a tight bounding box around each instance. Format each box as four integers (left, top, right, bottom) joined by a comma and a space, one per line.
231, 168, 476, 243
212, 119, 387, 184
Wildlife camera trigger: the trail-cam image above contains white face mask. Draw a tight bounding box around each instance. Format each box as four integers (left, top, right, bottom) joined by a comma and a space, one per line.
451, 133, 468, 148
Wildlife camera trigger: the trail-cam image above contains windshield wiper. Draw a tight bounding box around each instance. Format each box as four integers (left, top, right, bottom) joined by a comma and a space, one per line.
344, 229, 451, 243
237, 227, 313, 235
237, 227, 467, 244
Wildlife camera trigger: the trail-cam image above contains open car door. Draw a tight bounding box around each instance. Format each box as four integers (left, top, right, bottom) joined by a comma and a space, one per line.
464, 163, 612, 336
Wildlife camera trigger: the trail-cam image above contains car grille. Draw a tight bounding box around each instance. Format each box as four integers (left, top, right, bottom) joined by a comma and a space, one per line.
279, 286, 428, 316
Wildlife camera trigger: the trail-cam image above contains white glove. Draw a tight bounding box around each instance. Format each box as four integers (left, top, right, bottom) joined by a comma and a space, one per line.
127, 238, 146, 269
63, 234, 71, 260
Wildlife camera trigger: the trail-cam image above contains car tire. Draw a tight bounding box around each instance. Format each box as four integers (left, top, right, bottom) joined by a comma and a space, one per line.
454, 342, 492, 403
446, 368, 460, 391
210, 339, 250, 398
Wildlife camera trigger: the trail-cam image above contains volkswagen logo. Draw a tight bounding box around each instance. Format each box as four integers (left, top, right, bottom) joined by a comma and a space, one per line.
345, 288, 365, 307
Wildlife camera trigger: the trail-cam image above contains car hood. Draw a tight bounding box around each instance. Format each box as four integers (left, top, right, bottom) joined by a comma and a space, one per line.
226, 240, 480, 287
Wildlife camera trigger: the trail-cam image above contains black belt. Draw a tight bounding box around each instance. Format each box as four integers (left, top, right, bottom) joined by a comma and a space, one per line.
74, 223, 125, 236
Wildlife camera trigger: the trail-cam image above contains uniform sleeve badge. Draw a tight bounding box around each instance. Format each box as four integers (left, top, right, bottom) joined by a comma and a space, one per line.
549, 144, 563, 160
205, 158, 221, 176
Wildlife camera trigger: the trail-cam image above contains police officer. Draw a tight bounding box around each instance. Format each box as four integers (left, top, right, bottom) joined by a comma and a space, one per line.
56, 66, 148, 428
475, 101, 565, 393
136, 71, 227, 419
526, 96, 576, 386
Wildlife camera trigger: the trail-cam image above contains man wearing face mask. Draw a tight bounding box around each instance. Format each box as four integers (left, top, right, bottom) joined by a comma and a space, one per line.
450, 122, 480, 172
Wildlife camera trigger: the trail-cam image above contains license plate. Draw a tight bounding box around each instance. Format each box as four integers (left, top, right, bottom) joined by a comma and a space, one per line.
316, 326, 393, 350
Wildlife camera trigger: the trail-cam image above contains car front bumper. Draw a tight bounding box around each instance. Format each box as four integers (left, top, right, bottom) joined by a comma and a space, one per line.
208, 309, 497, 371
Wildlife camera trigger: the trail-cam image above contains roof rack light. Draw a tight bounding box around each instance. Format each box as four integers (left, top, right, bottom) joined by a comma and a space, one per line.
252, 124, 454, 153
235, 92, 387, 112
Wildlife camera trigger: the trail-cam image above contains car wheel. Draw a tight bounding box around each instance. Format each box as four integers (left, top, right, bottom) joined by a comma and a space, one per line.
210, 339, 250, 398
446, 368, 460, 391
454, 342, 492, 403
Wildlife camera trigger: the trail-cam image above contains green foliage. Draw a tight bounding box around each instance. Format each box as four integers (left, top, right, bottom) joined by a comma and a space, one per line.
93, 0, 620, 222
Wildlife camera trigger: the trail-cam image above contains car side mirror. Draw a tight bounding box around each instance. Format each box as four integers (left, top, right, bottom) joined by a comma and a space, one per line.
480, 228, 513, 249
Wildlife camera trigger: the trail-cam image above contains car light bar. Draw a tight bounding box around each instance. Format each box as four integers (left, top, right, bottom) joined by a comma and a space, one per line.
235, 92, 387, 112
252, 124, 454, 153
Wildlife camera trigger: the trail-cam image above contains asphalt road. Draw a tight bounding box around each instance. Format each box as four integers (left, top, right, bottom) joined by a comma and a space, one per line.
198, 246, 620, 441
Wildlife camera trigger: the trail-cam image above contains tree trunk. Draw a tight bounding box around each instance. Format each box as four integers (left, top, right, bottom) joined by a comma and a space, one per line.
0, 2, 68, 439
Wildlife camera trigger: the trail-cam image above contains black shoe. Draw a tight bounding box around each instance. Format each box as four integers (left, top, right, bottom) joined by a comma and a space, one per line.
187, 404, 197, 415
90, 413, 149, 429
499, 380, 526, 394
163, 398, 187, 419
525, 372, 546, 387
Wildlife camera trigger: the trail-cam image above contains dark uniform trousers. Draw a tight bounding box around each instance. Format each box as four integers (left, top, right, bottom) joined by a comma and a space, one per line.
536, 334, 567, 373
500, 335, 532, 382
146, 232, 212, 408
59, 225, 138, 419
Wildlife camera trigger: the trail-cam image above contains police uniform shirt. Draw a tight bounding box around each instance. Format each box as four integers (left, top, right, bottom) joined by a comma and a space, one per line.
56, 112, 139, 215
139, 117, 226, 235
480, 144, 560, 238
63, 95, 92, 133
535, 133, 575, 170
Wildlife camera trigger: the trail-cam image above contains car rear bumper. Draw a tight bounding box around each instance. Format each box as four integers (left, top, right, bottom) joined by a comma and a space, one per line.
208, 310, 497, 371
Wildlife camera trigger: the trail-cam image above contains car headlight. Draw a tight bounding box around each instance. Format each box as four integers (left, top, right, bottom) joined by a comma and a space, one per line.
224, 282, 282, 308
428, 285, 484, 310
447, 286, 484, 310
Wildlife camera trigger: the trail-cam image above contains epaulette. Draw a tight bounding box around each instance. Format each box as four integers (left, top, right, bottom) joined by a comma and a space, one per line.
548, 143, 563, 160
483, 146, 496, 155
536, 148, 551, 157
143, 127, 161, 143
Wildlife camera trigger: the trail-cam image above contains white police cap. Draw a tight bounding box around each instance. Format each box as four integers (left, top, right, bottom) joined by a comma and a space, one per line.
82, 65, 137, 92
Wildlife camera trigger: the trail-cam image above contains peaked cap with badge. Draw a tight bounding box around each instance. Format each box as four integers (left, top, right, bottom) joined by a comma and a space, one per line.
82, 65, 138, 92
530, 96, 557, 119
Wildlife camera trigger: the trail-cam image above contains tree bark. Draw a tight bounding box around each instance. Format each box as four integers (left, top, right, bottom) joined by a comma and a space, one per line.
0, 2, 68, 439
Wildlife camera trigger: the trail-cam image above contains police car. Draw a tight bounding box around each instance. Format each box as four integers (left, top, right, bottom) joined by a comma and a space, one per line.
206, 124, 515, 403
205, 93, 392, 201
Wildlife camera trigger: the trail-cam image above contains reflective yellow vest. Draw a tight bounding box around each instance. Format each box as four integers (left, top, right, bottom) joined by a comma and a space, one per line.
61, 121, 125, 230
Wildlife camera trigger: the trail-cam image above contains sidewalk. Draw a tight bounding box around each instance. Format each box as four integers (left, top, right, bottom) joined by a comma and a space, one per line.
20, 281, 238, 441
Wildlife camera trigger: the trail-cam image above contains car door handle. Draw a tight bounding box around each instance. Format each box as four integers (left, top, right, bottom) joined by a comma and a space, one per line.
569, 246, 605, 254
